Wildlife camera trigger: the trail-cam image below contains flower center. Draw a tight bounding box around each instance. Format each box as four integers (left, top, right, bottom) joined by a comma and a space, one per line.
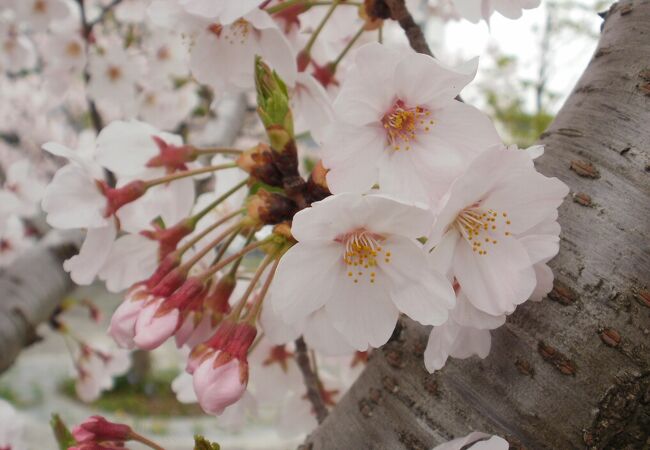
454, 205, 512, 255
107, 65, 122, 82
208, 20, 251, 45
66, 41, 82, 57
336, 229, 390, 284
381, 99, 433, 151
33, 0, 47, 13
0, 239, 11, 253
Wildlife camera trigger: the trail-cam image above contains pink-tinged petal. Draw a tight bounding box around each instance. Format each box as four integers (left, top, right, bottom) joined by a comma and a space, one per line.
451, 0, 483, 23
108, 291, 147, 348
519, 233, 559, 265
96, 120, 168, 177
98, 233, 159, 293
64, 224, 117, 285
453, 236, 536, 316
361, 194, 433, 238
290, 192, 363, 242
325, 269, 399, 350
482, 171, 569, 235
428, 229, 460, 277
332, 43, 402, 126
322, 123, 384, 194
271, 241, 343, 323
530, 263, 554, 302
433, 432, 509, 450
291, 72, 334, 143
260, 298, 302, 345
424, 320, 491, 373
380, 236, 454, 325
303, 309, 355, 356
377, 149, 432, 205
193, 357, 247, 415
452, 291, 505, 330
396, 53, 478, 106
42, 164, 108, 229
133, 299, 179, 350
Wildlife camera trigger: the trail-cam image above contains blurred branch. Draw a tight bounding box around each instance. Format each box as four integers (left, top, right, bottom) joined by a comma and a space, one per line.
294, 337, 329, 423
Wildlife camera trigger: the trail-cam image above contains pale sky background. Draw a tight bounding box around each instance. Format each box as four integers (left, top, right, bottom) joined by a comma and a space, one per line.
407, 0, 603, 114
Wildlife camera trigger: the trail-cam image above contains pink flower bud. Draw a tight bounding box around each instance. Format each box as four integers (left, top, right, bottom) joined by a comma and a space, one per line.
193, 354, 248, 415
108, 286, 148, 349
132, 297, 179, 350
72, 416, 131, 443
133, 278, 206, 350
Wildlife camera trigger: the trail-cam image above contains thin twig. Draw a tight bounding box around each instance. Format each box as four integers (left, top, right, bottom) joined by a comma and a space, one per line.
295, 337, 329, 423
88, 0, 124, 28
383, 0, 433, 56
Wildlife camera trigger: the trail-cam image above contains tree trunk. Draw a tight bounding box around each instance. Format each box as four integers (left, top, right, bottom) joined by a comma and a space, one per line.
0, 241, 77, 373
305, 2, 650, 449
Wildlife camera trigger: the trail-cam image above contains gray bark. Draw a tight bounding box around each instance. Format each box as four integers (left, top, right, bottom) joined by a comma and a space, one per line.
0, 241, 76, 373
305, 2, 650, 449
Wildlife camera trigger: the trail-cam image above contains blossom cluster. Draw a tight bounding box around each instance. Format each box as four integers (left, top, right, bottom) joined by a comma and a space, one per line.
0, 0, 563, 441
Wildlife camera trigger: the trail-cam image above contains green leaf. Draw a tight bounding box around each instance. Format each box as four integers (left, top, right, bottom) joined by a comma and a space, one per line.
50, 414, 76, 450
194, 435, 221, 450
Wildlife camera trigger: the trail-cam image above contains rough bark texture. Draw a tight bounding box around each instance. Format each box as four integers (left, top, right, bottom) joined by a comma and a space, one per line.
305, 2, 650, 449
0, 241, 77, 373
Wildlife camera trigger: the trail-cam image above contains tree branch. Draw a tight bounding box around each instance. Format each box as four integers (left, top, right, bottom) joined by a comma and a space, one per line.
295, 337, 329, 424
305, 1, 650, 448
382, 0, 433, 56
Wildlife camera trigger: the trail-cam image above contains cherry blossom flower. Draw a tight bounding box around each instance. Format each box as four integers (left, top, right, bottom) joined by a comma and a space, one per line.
190, 8, 296, 96
433, 431, 509, 450
271, 192, 455, 351
0, 215, 33, 267
42, 31, 86, 73
87, 44, 144, 111
427, 145, 568, 316
0, 159, 46, 218
178, 0, 264, 25
452, 0, 541, 23
321, 43, 501, 205
14, 0, 73, 32
0, 20, 37, 72
75, 345, 131, 402
424, 288, 504, 372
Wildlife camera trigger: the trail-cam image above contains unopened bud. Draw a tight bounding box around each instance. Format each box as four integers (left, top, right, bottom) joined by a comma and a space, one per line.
254, 56, 294, 151
72, 416, 132, 444
247, 189, 297, 225
273, 222, 293, 241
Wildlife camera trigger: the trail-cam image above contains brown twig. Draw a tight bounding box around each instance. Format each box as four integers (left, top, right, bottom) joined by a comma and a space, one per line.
376, 0, 433, 56
294, 337, 329, 423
